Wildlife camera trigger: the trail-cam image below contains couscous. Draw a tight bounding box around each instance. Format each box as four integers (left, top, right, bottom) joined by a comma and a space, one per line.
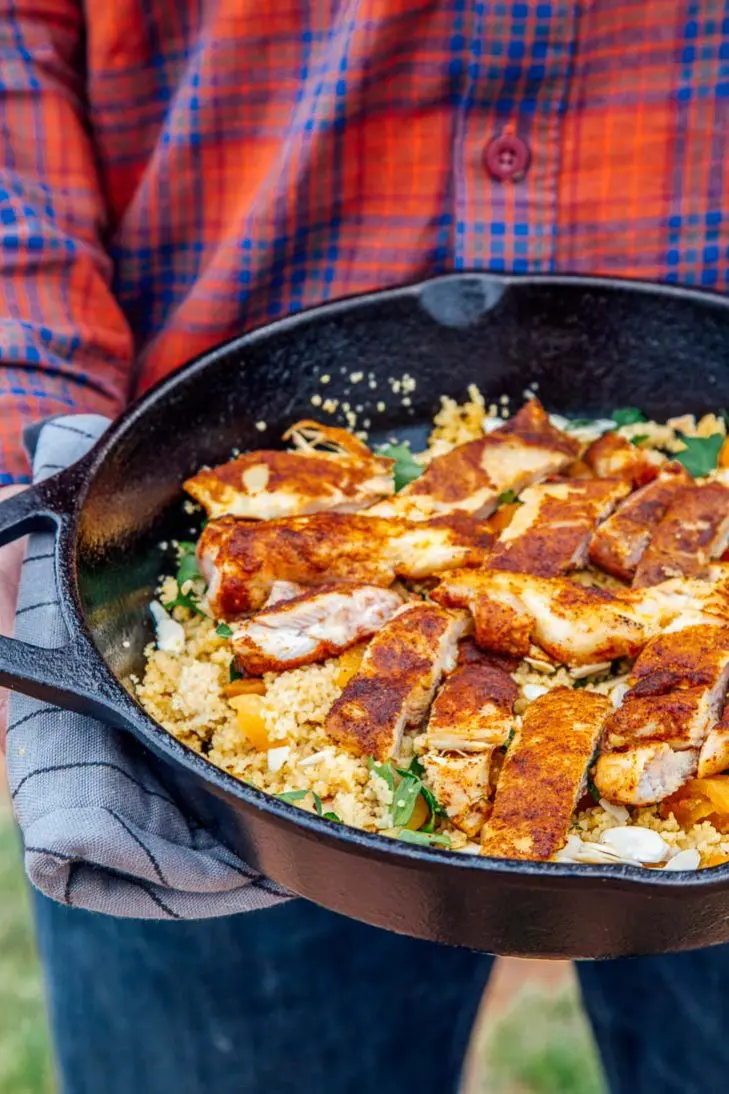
136, 389, 729, 870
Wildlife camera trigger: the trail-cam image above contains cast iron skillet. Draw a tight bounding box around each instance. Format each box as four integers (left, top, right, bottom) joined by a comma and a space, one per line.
2, 272, 729, 959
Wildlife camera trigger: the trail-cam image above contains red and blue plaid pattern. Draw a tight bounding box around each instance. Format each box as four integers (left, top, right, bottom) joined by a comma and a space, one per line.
2, 0, 729, 481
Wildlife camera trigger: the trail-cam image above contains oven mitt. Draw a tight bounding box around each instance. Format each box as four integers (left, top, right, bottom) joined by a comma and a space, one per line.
5, 415, 290, 918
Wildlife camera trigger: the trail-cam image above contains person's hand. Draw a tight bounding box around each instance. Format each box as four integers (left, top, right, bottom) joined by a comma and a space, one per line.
0, 484, 27, 747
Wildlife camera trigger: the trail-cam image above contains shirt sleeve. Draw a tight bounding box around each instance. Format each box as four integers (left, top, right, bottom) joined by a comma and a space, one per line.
0, 3, 134, 484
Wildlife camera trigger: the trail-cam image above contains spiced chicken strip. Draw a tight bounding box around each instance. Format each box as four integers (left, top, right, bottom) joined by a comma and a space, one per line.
481, 689, 611, 861
232, 584, 404, 675
602, 624, 729, 752
588, 462, 692, 581
583, 431, 663, 485
488, 480, 629, 577
593, 745, 699, 807
199, 512, 491, 617
421, 752, 494, 838
424, 645, 518, 751
633, 481, 729, 587
324, 604, 469, 761
698, 700, 729, 777
370, 399, 579, 521
184, 421, 394, 520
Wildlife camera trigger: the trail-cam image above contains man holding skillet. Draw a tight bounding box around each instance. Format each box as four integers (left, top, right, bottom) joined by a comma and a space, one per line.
1, 3, 728, 1092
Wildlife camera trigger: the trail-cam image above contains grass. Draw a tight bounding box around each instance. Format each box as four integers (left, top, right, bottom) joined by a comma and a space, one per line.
475, 981, 606, 1094
0, 814, 55, 1094
0, 807, 603, 1094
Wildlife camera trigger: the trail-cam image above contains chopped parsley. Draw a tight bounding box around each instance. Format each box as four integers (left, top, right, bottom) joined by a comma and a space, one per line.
573, 678, 589, 689
674, 433, 724, 478
630, 434, 649, 447
505, 727, 515, 749
216, 622, 234, 638
611, 407, 646, 426
377, 442, 424, 491
229, 662, 243, 682
497, 489, 522, 506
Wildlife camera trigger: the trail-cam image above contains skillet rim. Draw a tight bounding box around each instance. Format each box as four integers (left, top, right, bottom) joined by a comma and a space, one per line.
64, 271, 729, 893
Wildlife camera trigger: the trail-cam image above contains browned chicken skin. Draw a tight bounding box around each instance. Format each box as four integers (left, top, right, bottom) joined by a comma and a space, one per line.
603, 624, 729, 751
433, 568, 729, 666
184, 421, 394, 520
370, 399, 579, 521
324, 603, 469, 761
199, 512, 491, 617
588, 462, 692, 581
583, 431, 662, 486
633, 481, 729, 587
424, 648, 518, 752
481, 688, 611, 861
488, 479, 629, 577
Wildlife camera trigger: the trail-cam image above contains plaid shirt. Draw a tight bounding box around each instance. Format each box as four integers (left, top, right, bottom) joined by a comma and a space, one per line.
1, 1, 728, 482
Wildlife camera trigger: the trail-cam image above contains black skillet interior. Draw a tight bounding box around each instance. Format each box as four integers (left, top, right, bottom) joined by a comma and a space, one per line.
64, 273, 729, 957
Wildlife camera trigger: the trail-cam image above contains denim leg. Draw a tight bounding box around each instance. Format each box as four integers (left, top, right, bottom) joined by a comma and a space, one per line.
577, 947, 729, 1094
33, 890, 493, 1094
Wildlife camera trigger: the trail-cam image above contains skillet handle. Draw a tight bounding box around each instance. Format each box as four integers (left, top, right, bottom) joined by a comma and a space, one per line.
0, 471, 129, 725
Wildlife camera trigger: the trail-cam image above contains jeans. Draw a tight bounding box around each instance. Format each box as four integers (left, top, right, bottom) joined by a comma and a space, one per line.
33, 890, 729, 1094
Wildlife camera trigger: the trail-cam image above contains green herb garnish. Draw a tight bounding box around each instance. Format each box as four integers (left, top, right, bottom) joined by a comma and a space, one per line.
377, 442, 424, 491
630, 434, 649, 447
674, 433, 724, 478
497, 489, 522, 506
390, 773, 423, 827
396, 829, 452, 849
573, 678, 589, 689
163, 590, 207, 617
216, 622, 234, 638
566, 418, 600, 429
278, 789, 341, 822
505, 727, 515, 749
277, 789, 309, 804
611, 407, 646, 426
367, 757, 396, 791
587, 775, 601, 804
229, 663, 243, 682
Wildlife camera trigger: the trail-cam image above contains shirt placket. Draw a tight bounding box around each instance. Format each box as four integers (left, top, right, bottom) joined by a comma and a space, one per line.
452, 0, 581, 275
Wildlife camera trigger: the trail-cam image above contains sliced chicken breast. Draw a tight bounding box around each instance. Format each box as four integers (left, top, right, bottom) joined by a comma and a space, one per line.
588, 462, 692, 581
199, 513, 490, 617
698, 701, 729, 777
433, 569, 729, 666
184, 421, 394, 520
421, 751, 494, 838
324, 604, 469, 761
593, 744, 698, 806
633, 481, 729, 587
262, 580, 305, 607
370, 399, 579, 521
488, 479, 629, 577
232, 584, 404, 675
481, 688, 611, 861
583, 431, 663, 485
424, 648, 518, 751
603, 625, 729, 751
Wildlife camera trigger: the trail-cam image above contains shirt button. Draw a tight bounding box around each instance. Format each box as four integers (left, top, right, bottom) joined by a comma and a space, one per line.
484, 131, 530, 182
